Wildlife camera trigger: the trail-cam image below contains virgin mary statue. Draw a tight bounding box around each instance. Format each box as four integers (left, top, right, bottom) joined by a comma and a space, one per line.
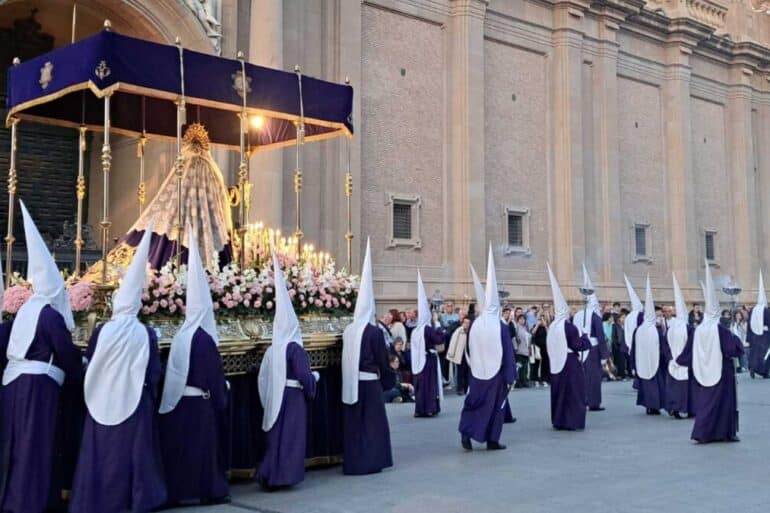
86, 123, 234, 281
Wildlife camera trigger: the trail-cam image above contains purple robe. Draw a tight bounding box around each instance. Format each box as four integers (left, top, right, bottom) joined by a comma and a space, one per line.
666, 326, 693, 414
342, 324, 396, 475
582, 313, 609, 409
458, 321, 517, 443
677, 325, 743, 443
631, 326, 670, 411
550, 322, 591, 430
257, 342, 316, 487
0, 307, 83, 513
413, 326, 444, 417
69, 325, 167, 512
747, 308, 770, 378
160, 328, 230, 503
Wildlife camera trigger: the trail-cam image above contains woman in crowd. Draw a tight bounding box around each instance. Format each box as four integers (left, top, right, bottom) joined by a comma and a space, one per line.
389, 310, 407, 350
732, 310, 749, 373
531, 314, 549, 386
514, 314, 531, 388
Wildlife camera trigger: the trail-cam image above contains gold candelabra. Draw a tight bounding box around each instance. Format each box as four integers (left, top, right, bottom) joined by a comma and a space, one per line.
241, 221, 332, 269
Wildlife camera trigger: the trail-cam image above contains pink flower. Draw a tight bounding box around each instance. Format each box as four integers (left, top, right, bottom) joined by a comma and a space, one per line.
3, 285, 31, 314
213, 301, 220, 310
169, 304, 177, 313
254, 300, 262, 309
244, 299, 251, 308
325, 301, 332, 308
160, 299, 168, 308
244, 293, 252, 301
315, 299, 323, 307
67, 282, 94, 312
266, 301, 273, 310
301, 301, 307, 308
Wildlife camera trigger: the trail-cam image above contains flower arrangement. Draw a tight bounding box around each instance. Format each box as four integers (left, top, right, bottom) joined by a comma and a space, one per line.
139, 253, 358, 320
2, 272, 96, 320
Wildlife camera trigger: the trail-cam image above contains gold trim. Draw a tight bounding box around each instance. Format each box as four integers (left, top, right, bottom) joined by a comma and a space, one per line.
6, 81, 353, 142
305, 455, 343, 467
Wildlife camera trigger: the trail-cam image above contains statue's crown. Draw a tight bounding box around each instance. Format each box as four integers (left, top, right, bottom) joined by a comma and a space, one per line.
182, 122, 210, 150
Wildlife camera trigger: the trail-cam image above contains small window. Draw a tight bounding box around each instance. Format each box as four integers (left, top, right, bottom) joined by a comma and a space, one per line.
634, 225, 647, 257
503, 207, 531, 255
392, 203, 412, 240
705, 231, 716, 261
507, 213, 524, 248
386, 193, 422, 249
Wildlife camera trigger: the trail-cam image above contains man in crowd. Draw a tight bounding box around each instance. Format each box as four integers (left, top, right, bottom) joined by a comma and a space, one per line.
447, 316, 471, 395
404, 309, 418, 341
377, 311, 394, 346
689, 303, 704, 327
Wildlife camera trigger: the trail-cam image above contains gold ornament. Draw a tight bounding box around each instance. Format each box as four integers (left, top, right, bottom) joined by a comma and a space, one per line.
182, 122, 211, 151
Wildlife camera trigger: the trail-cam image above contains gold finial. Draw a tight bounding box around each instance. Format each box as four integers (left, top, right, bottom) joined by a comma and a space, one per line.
236, 51, 244, 60
175, 36, 181, 46
103, 19, 112, 31
182, 122, 210, 151
294, 65, 301, 73
12, 57, 20, 66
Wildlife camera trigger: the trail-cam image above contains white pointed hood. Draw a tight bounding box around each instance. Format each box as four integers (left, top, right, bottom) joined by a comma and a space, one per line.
623, 275, 643, 354
7, 201, 74, 364
467, 246, 504, 380
159, 227, 218, 414
470, 263, 485, 311
259, 253, 303, 431
574, 264, 599, 338
693, 261, 722, 387
667, 273, 690, 381
410, 271, 432, 375
85, 224, 153, 426
750, 271, 767, 336
546, 264, 570, 374
342, 238, 376, 405
634, 275, 660, 380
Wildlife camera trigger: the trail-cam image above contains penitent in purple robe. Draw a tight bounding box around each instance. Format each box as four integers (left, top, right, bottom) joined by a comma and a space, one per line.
257, 342, 316, 487
160, 328, 230, 503
0, 307, 83, 513
69, 325, 167, 512
458, 321, 516, 443
677, 325, 743, 443
582, 313, 609, 410
342, 324, 396, 475
666, 326, 693, 415
413, 326, 444, 417
747, 308, 770, 378
631, 327, 670, 411
550, 322, 591, 430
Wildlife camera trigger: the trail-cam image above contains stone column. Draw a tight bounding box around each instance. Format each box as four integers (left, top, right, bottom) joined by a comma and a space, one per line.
725, 65, 756, 288
248, 0, 283, 227
593, 14, 623, 282
662, 43, 697, 284
446, 0, 487, 292
756, 98, 770, 274
550, 2, 588, 280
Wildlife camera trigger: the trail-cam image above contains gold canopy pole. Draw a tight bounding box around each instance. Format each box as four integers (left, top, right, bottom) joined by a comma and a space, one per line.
5, 58, 20, 287
236, 51, 248, 269
74, 124, 86, 275
343, 77, 353, 272
293, 65, 305, 259
137, 132, 147, 215
98, 20, 113, 284
137, 97, 147, 216
174, 37, 187, 268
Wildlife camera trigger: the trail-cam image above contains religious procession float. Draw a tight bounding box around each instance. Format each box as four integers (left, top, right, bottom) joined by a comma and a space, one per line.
3, 21, 356, 475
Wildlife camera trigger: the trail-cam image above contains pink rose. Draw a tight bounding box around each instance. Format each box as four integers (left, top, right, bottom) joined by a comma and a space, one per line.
160, 299, 168, 308
169, 304, 177, 313
266, 301, 274, 310
213, 301, 220, 310
315, 299, 323, 307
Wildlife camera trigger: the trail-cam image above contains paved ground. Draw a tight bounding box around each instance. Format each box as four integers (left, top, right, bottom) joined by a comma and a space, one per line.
190, 375, 770, 513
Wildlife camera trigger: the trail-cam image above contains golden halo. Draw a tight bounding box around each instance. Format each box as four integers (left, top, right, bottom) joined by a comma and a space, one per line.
182, 122, 211, 151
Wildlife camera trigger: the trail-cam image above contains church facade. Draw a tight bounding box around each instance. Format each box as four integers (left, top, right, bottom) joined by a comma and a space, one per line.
2, 0, 770, 307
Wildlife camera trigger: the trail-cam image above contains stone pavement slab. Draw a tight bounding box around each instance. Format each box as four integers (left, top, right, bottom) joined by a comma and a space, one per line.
189, 375, 770, 513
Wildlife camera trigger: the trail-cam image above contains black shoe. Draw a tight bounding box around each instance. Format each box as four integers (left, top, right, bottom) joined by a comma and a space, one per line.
201, 496, 232, 506
257, 477, 277, 492
588, 407, 605, 412
729, 436, 741, 442
750, 371, 756, 379
461, 437, 472, 451
486, 441, 506, 450
646, 408, 661, 415
671, 411, 683, 419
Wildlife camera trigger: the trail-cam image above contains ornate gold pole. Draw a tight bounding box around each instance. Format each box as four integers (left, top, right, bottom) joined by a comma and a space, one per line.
137, 132, 147, 215
5, 117, 19, 287
174, 37, 186, 267
74, 125, 86, 275
294, 65, 305, 258
343, 77, 353, 271
236, 51, 248, 269
99, 92, 112, 283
